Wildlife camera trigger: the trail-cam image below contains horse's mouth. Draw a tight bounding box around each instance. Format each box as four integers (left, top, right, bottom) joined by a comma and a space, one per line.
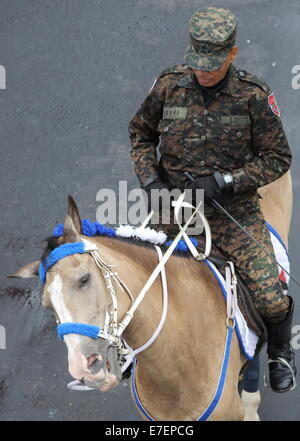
84, 354, 119, 391
83, 372, 118, 391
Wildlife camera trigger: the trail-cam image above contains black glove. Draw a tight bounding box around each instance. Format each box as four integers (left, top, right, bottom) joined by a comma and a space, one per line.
187, 175, 220, 202
186, 172, 234, 204
143, 177, 169, 212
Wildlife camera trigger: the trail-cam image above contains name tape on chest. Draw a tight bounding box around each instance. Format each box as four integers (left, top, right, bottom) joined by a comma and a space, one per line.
163, 107, 188, 120
219, 115, 251, 125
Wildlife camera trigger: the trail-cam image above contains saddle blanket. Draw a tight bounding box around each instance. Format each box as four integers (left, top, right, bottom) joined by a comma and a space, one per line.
210, 222, 289, 359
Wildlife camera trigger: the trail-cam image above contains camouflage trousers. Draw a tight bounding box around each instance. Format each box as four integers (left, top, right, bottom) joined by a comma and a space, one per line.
150, 200, 290, 323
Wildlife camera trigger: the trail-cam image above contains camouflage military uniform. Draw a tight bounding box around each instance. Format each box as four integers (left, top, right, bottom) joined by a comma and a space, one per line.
128, 11, 292, 324
129, 64, 291, 198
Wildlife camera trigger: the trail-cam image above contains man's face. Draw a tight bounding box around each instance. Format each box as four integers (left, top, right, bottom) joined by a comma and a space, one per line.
193, 46, 238, 87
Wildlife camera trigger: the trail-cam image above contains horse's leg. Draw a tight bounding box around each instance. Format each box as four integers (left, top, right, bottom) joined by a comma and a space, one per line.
241, 390, 261, 421
241, 355, 261, 421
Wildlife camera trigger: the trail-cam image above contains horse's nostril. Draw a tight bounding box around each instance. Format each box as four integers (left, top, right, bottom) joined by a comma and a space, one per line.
87, 354, 103, 374
87, 354, 98, 367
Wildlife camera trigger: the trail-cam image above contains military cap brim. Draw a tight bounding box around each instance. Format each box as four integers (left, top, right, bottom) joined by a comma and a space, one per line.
184, 43, 232, 72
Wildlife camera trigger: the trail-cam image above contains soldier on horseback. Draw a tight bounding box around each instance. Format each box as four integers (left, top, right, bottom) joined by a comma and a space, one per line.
129, 7, 296, 393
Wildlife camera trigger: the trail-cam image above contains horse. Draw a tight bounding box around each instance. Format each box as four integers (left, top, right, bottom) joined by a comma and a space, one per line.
9, 171, 292, 421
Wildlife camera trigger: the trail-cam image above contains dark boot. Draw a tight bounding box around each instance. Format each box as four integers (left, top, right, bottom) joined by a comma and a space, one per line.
265, 296, 297, 393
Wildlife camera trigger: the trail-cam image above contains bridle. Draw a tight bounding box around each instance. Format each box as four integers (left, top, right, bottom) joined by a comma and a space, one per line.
56, 238, 135, 351
39, 195, 211, 387
39, 196, 245, 421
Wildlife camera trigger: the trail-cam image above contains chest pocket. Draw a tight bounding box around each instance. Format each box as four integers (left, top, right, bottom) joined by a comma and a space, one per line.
157, 119, 186, 158
221, 125, 252, 160
157, 117, 187, 136
220, 126, 251, 141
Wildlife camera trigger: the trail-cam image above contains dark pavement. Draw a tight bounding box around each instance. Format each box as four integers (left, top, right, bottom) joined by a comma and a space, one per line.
0, 0, 300, 421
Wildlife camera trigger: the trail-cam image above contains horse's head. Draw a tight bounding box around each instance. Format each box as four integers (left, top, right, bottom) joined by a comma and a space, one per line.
9, 197, 124, 391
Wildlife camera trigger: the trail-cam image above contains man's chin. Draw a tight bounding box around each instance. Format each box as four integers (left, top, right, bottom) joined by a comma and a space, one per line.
199, 79, 215, 87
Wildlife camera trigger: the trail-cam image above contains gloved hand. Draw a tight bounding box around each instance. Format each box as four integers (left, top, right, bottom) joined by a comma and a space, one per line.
186, 174, 221, 202
143, 177, 169, 212
186, 172, 235, 204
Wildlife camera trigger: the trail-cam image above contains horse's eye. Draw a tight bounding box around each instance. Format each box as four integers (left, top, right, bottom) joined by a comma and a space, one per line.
52, 311, 60, 324
79, 273, 90, 287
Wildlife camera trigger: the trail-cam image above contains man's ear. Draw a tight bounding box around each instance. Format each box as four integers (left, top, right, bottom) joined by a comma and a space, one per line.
230, 45, 238, 62
7, 260, 40, 279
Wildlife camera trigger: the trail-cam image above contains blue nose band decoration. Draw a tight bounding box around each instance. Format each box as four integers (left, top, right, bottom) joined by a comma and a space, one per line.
57, 323, 102, 340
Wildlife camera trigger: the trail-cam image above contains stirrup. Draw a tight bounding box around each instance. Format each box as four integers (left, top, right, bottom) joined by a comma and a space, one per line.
263, 358, 297, 391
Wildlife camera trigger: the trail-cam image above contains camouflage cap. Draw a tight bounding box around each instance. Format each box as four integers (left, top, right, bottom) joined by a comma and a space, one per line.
184, 7, 237, 71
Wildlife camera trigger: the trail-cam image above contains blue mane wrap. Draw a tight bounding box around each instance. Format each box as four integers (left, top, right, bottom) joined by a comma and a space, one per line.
165, 236, 198, 252
52, 219, 116, 238
41, 220, 199, 285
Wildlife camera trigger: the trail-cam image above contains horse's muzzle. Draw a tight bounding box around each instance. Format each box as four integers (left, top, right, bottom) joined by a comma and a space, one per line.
82, 345, 122, 391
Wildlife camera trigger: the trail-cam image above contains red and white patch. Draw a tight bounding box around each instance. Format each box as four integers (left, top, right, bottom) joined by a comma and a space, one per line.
279, 269, 286, 283
268, 93, 281, 117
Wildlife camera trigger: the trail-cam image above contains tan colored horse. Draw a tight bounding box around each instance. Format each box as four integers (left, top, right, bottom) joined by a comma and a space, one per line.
10, 171, 292, 421
258, 170, 292, 248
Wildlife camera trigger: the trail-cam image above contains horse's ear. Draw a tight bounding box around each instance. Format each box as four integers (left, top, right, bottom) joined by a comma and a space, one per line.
67, 196, 82, 234
7, 260, 40, 279
63, 196, 82, 243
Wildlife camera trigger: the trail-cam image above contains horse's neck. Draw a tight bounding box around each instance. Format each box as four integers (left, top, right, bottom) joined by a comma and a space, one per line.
96, 235, 224, 352
95, 237, 242, 419
95, 236, 181, 350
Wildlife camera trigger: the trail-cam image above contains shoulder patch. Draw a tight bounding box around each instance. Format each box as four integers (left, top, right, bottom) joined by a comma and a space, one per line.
268, 93, 281, 117
235, 67, 270, 94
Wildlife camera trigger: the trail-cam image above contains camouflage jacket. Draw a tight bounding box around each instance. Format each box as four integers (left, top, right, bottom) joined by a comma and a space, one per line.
129, 64, 292, 205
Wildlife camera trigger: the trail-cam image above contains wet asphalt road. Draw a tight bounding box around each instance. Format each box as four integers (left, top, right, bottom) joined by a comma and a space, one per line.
1, 0, 300, 421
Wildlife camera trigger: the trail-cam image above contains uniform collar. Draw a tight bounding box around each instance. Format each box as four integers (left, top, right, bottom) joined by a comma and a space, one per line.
177, 64, 242, 97
176, 72, 196, 89
219, 65, 242, 98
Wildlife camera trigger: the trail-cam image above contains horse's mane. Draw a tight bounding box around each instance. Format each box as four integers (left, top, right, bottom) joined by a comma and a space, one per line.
104, 234, 194, 258
41, 236, 61, 260
41, 233, 194, 261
